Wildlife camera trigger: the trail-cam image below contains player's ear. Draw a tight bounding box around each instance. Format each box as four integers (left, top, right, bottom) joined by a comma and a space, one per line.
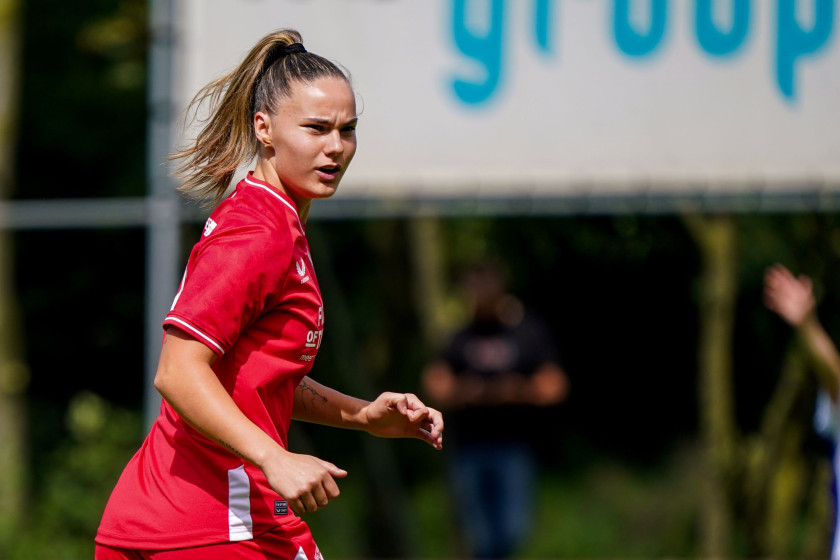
254, 111, 273, 148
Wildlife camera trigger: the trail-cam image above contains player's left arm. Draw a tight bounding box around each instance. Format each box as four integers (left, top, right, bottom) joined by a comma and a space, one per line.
293, 376, 443, 449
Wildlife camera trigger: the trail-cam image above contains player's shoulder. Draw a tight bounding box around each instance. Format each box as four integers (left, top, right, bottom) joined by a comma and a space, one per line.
234, 174, 304, 228
198, 199, 297, 266
211, 180, 301, 236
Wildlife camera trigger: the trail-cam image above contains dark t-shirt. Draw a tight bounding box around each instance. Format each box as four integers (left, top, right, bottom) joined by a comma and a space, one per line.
442, 311, 559, 446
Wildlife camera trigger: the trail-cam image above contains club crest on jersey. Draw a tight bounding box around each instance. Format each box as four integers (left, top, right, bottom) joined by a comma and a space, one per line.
203, 218, 217, 237
296, 257, 310, 284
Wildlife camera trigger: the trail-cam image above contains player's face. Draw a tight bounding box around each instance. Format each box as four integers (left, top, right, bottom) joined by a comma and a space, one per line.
257, 76, 358, 205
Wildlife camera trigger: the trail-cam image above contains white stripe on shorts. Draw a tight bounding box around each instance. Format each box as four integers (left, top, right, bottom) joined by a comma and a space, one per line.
228, 465, 253, 542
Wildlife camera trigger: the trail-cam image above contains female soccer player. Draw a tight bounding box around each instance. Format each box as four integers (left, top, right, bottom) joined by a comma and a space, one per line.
95, 29, 443, 560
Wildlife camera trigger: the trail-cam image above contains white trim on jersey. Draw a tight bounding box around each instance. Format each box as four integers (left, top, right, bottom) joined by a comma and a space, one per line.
295, 545, 310, 560
164, 317, 225, 354
244, 177, 305, 233
228, 465, 254, 542
170, 268, 188, 311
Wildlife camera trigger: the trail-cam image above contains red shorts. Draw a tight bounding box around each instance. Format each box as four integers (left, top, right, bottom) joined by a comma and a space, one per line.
94, 529, 322, 560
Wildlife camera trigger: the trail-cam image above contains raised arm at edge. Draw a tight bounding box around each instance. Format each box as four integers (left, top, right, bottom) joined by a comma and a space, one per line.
798, 313, 840, 402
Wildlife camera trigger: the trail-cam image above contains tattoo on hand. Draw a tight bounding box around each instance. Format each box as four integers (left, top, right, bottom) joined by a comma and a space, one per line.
297, 379, 328, 412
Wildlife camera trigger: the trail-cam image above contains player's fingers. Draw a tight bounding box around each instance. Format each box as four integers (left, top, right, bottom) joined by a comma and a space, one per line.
416, 406, 443, 439
415, 425, 444, 449
393, 393, 410, 415
428, 408, 444, 436
393, 398, 422, 421
311, 484, 330, 509
287, 497, 305, 516
300, 491, 320, 513
402, 393, 431, 422
316, 458, 348, 478
322, 474, 342, 501
409, 408, 428, 422
420, 415, 441, 434
419, 421, 443, 439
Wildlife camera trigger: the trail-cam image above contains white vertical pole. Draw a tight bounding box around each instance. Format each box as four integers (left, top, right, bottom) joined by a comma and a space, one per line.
145, 0, 180, 429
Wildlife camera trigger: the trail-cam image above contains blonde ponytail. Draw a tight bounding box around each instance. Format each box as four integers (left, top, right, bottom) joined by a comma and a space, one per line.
170, 29, 349, 203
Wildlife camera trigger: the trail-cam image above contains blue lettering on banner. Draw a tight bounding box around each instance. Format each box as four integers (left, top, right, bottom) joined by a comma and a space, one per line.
695, 0, 750, 56
777, 0, 834, 99
614, 0, 668, 56
451, 0, 506, 105
534, 0, 554, 53
449, 0, 836, 105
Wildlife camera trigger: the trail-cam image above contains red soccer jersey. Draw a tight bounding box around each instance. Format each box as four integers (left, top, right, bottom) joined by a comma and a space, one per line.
97, 174, 325, 550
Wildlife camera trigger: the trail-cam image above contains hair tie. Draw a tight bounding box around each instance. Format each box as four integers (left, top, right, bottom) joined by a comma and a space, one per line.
261, 42, 307, 76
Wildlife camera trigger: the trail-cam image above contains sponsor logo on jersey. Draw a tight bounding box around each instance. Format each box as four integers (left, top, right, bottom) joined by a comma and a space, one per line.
274, 500, 288, 516
299, 306, 324, 360
296, 257, 310, 284
203, 218, 217, 237
305, 329, 323, 349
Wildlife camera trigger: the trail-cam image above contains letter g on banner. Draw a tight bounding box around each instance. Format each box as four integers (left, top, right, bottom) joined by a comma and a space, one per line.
451, 0, 506, 105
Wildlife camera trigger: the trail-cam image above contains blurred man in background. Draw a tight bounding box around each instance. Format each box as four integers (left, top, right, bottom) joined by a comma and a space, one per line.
422, 260, 569, 559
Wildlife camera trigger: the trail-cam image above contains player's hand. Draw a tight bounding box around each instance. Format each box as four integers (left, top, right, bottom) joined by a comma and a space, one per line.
260, 447, 347, 515
362, 392, 444, 450
764, 263, 816, 327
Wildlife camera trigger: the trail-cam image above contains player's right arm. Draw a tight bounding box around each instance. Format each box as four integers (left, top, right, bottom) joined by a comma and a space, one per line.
154, 326, 347, 514
764, 263, 840, 401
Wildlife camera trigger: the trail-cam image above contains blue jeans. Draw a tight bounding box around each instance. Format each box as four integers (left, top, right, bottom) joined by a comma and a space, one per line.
448, 442, 536, 559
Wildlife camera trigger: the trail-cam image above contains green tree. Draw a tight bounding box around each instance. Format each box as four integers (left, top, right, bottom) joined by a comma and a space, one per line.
0, 0, 28, 542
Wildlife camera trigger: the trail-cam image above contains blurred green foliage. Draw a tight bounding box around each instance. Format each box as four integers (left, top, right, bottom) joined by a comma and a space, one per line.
14, 0, 147, 201
1, 392, 142, 559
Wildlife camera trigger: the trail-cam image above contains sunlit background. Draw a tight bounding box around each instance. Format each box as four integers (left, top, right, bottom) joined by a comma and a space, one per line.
1, 1, 839, 558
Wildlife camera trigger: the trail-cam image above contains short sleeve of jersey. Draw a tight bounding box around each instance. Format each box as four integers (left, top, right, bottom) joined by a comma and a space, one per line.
164, 223, 292, 355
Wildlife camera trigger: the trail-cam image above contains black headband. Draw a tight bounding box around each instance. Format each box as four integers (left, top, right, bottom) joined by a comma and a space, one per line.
260, 42, 307, 77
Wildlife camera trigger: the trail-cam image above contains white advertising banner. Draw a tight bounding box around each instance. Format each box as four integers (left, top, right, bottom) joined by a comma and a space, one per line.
173, 0, 840, 203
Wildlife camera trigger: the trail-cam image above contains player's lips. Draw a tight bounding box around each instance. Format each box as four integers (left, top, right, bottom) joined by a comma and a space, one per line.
316, 164, 342, 181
